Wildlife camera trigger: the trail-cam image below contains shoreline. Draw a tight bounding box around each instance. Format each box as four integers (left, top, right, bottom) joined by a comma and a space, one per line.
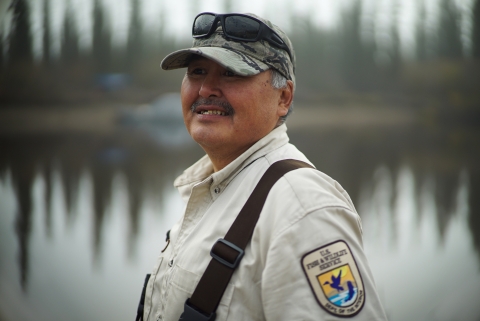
0, 104, 419, 135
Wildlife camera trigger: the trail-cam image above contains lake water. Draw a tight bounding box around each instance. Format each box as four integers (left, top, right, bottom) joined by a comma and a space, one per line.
0, 116, 479, 321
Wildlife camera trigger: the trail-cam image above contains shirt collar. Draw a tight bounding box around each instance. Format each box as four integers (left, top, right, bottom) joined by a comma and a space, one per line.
174, 124, 290, 191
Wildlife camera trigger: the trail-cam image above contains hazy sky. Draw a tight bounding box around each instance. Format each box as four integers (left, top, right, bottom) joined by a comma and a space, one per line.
0, 0, 476, 60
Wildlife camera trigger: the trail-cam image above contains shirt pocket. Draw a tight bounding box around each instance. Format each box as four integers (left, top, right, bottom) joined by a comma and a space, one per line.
164, 264, 235, 321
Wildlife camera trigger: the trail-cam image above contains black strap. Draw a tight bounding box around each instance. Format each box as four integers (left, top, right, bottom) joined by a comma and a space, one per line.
135, 274, 151, 321
180, 159, 314, 321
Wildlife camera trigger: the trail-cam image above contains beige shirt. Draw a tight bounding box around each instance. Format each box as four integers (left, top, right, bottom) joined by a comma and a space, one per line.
143, 125, 387, 321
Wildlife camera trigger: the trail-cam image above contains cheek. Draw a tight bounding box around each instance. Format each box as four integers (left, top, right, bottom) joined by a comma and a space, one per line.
252, 87, 279, 119
181, 79, 197, 115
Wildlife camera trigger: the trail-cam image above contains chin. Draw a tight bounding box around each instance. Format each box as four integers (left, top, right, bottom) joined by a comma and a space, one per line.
191, 128, 226, 148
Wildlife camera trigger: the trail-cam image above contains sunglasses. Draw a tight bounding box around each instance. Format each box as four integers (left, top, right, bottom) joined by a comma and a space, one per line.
192, 12, 293, 61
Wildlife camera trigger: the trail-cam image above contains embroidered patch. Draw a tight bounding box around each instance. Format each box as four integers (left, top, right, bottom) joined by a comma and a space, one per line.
301, 240, 365, 317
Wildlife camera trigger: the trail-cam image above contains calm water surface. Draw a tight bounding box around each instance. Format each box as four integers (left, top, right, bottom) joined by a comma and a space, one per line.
0, 120, 479, 321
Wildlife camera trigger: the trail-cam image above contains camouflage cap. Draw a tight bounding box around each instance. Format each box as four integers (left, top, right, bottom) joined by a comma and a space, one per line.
161, 13, 296, 84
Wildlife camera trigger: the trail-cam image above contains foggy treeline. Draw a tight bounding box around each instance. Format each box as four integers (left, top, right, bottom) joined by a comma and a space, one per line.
1, 0, 480, 107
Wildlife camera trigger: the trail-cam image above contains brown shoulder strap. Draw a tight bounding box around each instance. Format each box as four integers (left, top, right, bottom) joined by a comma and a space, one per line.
179, 159, 314, 321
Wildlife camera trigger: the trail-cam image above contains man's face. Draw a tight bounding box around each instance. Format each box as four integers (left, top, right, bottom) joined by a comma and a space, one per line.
181, 57, 290, 166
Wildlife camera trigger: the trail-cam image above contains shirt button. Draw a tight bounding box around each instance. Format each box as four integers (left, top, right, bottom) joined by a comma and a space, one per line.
168, 259, 174, 267
214, 187, 220, 194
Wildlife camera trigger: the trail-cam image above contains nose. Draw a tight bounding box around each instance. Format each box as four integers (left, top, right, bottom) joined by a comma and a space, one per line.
198, 73, 222, 98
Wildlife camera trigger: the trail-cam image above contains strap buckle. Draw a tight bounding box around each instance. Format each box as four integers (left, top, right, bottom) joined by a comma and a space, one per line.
210, 238, 244, 269
179, 299, 216, 321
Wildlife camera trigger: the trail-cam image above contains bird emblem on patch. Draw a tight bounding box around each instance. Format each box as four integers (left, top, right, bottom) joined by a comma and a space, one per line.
301, 240, 365, 317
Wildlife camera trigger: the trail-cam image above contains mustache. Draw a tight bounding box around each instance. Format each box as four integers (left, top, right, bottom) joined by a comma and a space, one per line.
191, 98, 235, 115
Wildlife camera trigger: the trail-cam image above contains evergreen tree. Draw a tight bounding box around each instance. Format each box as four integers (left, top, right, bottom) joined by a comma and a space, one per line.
191, 0, 200, 16
339, 0, 365, 89
61, 5, 79, 64
390, 1, 401, 68
8, 0, 33, 64
415, 0, 428, 61
0, 32, 4, 71
293, 15, 327, 85
126, 0, 142, 70
153, 9, 170, 58
438, 0, 463, 58
92, 0, 111, 72
42, 0, 51, 65
473, 0, 480, 58
358, 3, 377, 77
224, 0, 234, 13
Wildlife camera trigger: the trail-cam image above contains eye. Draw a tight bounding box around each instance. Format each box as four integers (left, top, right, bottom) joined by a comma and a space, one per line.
189, 67, 206, 75
225, 70, 237, 77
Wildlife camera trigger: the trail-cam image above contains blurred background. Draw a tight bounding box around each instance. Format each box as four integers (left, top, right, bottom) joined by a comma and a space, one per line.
0, 0, 479, 320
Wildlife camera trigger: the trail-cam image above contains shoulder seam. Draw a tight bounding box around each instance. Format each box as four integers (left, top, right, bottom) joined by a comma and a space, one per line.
272, 171, 357, 241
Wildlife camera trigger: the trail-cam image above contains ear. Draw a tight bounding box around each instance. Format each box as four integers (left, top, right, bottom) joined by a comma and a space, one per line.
277, 80, 294, 117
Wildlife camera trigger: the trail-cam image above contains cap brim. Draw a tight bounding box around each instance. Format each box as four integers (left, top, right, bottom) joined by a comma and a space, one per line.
160, 47, 270, 77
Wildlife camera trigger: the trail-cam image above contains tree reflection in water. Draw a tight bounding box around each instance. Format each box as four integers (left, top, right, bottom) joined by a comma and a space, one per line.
0, 132, 203, 292
0, 123, 479, 320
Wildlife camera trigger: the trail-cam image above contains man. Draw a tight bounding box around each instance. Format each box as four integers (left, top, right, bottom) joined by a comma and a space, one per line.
141, 12, 387, 321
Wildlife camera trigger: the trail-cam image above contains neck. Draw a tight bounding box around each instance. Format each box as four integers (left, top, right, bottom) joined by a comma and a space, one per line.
205, 124, 285, 172
205, 144, 252, 172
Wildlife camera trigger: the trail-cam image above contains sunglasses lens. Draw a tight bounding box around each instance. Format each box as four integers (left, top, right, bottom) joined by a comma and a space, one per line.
224, 16, 260, 39
193, 14, 216, 36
